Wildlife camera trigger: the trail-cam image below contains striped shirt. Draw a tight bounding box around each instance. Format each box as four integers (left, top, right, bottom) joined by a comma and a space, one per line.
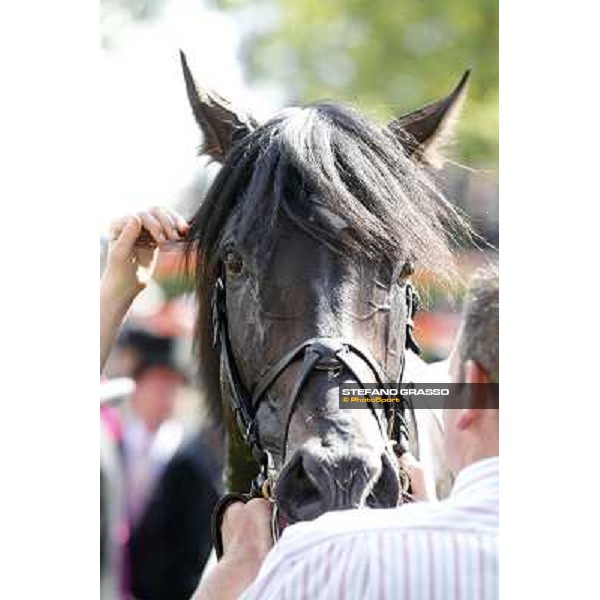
241, 456, 498, 600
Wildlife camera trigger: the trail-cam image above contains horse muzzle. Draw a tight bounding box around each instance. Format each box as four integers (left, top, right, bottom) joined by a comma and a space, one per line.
274, 440, 401, 523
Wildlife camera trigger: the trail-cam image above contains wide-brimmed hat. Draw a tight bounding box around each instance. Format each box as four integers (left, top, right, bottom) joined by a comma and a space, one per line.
116, 326, 189, 382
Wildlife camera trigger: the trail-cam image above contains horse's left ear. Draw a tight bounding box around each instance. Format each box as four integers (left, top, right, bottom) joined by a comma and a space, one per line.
389, 70, 470, 168
180, 50, 259, 162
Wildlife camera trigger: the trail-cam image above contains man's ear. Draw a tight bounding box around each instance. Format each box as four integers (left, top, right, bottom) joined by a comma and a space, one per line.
388, 70, 470, 168
456, 359, 491, 430
463, 359, 489, 386
180, 50, 259, 162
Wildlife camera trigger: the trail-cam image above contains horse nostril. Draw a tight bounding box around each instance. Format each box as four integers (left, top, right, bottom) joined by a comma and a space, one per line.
365, 452, 401, 508
275, 451, 330, 523
275, 449, 400, 523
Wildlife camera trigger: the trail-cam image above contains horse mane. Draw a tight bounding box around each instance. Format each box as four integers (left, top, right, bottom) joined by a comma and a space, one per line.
185, 101, 476, 418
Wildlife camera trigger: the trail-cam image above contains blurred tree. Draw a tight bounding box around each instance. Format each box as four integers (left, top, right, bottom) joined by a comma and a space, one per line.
101, 0, 166, 48
213, 0, 498, 166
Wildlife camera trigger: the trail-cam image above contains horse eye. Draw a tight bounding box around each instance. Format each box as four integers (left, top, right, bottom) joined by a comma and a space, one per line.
224, 250, 244, 276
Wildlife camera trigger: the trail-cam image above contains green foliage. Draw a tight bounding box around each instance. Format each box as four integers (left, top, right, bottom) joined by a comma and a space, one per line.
216, 0, 498, 166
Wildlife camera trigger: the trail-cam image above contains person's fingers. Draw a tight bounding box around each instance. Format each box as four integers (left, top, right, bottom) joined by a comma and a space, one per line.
221, 499, 273, 557
399, 452, 420, 470
399, 453, 424, 483
221, 501, 246, 533
110, 208, 188, 246
240, 499, 273, 554
245, 498, 272, 519
109, 216, 142, 262
164, 207, 190, 234
149, 206, 180, 241
399, 453, 431, 501
221, 501, 247, 553
137, 211, 165, 244
109, 216, 129, 241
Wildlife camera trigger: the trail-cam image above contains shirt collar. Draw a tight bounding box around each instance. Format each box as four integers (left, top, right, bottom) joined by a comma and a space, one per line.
451, 456, 499, 499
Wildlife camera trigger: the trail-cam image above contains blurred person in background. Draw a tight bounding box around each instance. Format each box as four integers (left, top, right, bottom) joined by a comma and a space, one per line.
101, 210, 220, 600
121, 328, 221, 600
101, 378, 134, 600
118, 329, 188, 532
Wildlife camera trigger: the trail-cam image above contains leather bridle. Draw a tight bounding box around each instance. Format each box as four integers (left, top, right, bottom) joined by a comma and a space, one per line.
211, 261, 421, 557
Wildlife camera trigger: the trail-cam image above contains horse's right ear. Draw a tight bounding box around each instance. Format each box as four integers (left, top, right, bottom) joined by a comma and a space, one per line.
389, 70, 470, 168
180, 50, 258, 162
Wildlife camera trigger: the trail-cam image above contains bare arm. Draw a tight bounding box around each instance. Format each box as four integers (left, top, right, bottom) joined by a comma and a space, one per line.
192, 556, 264, 600
192, 500, 273, 600
100, 274, 139, 373
100, 208, 189, 373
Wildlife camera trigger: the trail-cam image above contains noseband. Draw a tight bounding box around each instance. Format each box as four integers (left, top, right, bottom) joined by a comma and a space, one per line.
211, 264, 421, 557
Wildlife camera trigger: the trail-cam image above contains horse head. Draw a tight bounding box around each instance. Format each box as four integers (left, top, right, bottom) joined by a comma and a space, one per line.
182, 51, 472, 525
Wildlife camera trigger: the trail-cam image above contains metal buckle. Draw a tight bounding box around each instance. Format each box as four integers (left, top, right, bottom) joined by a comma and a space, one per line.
404, 281, 422, 355
211, 277, 225, 348
270, 502, 281, 543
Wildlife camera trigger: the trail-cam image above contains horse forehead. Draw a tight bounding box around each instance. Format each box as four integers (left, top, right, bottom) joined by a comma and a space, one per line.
262, 245, 370, 310
262, 228, 370, 278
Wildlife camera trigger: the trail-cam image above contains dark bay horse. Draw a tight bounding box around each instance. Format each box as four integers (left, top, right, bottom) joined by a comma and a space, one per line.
181, 52, 473, 526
